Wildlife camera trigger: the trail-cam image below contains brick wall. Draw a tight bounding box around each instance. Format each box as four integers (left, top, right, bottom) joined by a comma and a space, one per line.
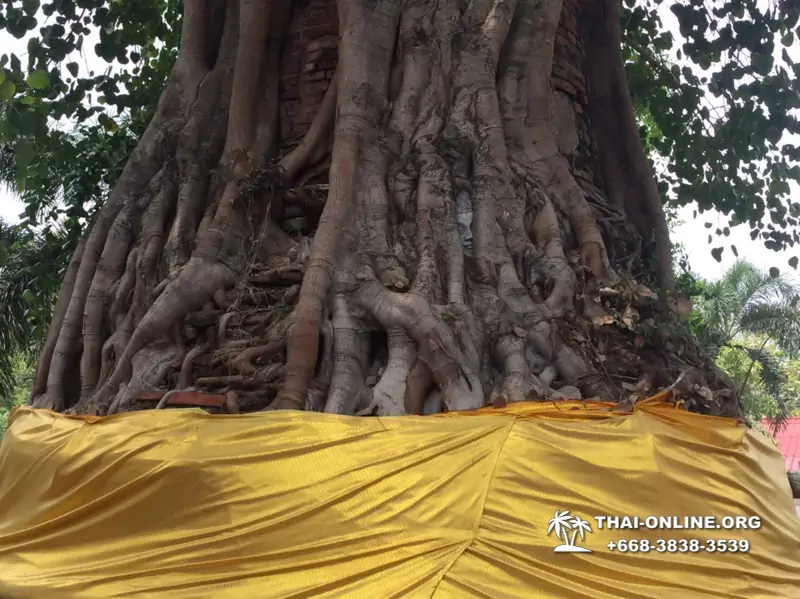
278, 0, 338, 148
553, 0, 604, 198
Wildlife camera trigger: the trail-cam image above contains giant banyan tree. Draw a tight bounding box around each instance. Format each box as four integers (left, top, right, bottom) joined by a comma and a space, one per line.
29, 0, 741, 418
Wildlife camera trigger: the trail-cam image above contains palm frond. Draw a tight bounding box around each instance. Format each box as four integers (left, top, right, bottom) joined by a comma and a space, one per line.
0, 220, 69, 399
0, 145, 15, 190
743, 346, 798, 433
722, 260, 760, 294
696, 259, 800, 350
739, 301, 800, 358
693, 280, 739, 343
694, 260, 800, 426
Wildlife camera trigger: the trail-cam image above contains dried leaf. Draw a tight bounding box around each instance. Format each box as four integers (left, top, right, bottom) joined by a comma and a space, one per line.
622, 382, 637, 391
598, 287, 619, 296
697, 386, 714, 402
512, 326, 527, 339
592, 314, 615, 327
670, 297, 693, 320
555, 385, 582, 400
621, 306, 639, 328
634, 335, 644, 348
634, 284, 658, 300
597, 354, 606, 362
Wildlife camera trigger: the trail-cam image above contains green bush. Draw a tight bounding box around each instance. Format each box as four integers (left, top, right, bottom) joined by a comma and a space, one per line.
789, 471, 800, 499
0, 357, 32, 437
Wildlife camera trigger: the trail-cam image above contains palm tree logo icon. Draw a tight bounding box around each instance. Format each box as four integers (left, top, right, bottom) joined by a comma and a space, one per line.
547, 510, 593, 553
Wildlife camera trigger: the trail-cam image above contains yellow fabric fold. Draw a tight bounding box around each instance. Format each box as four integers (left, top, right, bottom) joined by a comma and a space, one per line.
0, 400, 798, 598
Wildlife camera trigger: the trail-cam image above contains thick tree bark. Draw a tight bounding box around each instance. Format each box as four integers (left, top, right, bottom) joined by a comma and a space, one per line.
31, 0, 741, 419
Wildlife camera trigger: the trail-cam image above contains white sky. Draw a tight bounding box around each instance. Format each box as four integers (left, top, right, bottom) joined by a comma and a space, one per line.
0, 4, 798, 282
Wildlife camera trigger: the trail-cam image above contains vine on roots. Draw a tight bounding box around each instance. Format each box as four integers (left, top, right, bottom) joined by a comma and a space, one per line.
29, 0, 741, 420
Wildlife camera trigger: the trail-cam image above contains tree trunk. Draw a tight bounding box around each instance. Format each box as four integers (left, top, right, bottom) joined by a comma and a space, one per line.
30, 0, 741, 419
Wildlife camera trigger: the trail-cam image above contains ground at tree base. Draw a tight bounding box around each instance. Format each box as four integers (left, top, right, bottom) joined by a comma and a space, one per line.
28, 0, 743, 421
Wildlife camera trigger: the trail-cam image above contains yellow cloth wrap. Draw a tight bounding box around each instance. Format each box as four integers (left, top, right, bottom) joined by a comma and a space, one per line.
0, 399, 798, 598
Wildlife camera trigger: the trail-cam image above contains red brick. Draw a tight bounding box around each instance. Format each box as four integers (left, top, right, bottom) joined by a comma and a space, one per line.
133, 390, 226, 408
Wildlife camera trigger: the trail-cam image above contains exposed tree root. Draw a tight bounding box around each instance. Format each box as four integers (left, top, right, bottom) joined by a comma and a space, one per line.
34, 0, 741, 421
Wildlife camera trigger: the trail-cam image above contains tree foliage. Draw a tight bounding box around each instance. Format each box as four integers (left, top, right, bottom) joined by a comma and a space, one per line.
0, 219, 68, 397
0, 0, 181, 386
692, 260, 800, 355
0, 0, 180, 231
716, 343, 799, 426
690, 260, 800, 427
623, 0, 800, 271
0, 354, 30, 436
0, 0, 798, 264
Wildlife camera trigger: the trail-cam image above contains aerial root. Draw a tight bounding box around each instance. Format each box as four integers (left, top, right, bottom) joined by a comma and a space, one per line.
355, 282, 484, 412
225, 390, 240, 414
305, 318, 334, 412
495, 335, 551, 403
278, 65, 338, 182
370, 329, 416, 415
107, 384, 133, 415
584, 0, 674, 292
155, 389, 180, 410
218, 312, 236, 344
323, 295, 371, 414
277, 0, 401, 410
178, 344, 209, 389
404, 359, 432, 415
30, 235, 86, 402
230, 340, 283, 376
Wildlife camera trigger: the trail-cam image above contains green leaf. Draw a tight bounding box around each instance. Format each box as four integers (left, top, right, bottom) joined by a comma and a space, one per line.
711, 247, 724, 263
789, 257, 799, 270
66, 62, 79, 78
769, 267, 780, 278
21, 289, 35, 304
97, 113, 117, 131
0, 80, 15, 101
14, 141, 35, 167
25, 69, 50, 90
22, 0, 40, 17
752, 53, 774, 76
731, 245, 738, 257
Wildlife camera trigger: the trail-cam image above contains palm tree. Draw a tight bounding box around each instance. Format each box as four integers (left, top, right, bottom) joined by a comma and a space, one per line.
692, 260, 800, 428
568, 516, 592, 547
0, 220, 70, 400
547, 510, 574, 545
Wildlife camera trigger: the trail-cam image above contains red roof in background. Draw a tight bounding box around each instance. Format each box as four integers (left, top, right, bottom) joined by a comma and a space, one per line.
762, 417, 800, 471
